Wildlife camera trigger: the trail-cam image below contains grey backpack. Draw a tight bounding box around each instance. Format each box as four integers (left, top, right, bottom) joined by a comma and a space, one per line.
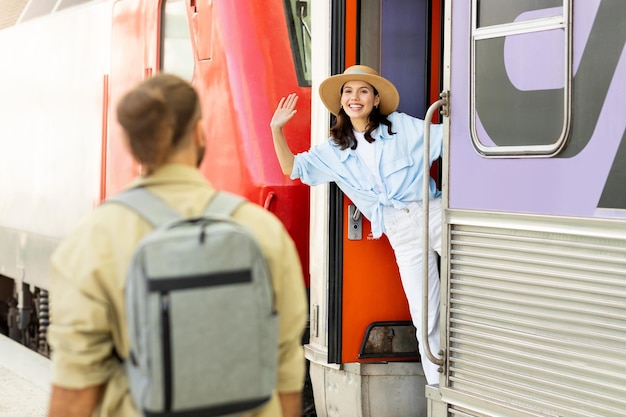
108, 187, 278, 417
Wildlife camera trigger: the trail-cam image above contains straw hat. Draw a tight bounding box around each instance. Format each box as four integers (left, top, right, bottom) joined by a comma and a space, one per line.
319, 65, 400, 116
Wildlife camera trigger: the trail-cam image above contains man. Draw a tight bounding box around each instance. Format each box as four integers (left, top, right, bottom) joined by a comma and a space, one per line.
47, 74, 307, 417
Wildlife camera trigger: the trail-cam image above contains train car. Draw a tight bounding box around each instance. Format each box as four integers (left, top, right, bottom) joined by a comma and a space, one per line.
306, 1, 625, 417
430, 1, 626, 416
0, 0, 311, 361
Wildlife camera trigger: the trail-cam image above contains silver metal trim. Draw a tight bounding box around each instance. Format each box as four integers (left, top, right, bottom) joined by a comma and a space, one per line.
421, 93, 448, 367
441, 209, 626, 417
0, 226, 59, 290
474, 15, 565, 40
440, 0, 453, 391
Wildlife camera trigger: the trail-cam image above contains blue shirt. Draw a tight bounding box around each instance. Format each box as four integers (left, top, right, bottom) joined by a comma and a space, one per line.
292, 111, 443, 238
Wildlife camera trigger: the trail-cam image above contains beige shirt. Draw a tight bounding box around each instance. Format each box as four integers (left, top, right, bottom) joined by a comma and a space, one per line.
48, 164, 307, 417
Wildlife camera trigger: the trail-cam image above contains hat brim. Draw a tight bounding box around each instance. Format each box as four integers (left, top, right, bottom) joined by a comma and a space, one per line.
319, 73, 400, 116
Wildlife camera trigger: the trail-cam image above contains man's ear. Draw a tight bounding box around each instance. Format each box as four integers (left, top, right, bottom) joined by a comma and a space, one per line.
194, 119, 205, 146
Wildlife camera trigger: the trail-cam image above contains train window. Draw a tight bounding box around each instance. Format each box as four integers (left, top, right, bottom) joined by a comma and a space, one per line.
470, 0, 572, 157
284, 0, 312, 86
358, 1, 381, 71
160, 0, 195, 81
476, 0, 564, 28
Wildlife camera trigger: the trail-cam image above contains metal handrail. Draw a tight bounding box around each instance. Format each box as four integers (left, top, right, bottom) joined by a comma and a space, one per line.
421, 92, 448, 367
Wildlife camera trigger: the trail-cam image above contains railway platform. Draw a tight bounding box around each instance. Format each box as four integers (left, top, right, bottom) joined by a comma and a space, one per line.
0, 334, 50, 417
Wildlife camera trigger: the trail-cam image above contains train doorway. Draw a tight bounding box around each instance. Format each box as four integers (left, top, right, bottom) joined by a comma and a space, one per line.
306, 1, 444, 416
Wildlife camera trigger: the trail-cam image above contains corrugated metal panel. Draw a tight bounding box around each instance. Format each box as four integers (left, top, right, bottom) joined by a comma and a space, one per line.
0, 0, 29, 29
446, 212, 626, 417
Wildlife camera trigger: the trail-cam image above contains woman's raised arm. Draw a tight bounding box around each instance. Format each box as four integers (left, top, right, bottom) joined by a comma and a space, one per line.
270, 93, 299, 176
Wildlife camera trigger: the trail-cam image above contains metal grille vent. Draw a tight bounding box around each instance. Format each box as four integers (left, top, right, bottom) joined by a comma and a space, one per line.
447, 220, 626, 417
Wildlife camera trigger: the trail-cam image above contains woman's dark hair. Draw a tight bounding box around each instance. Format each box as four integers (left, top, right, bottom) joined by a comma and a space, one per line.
116, 73, 200, 174
329, 86, 395, 150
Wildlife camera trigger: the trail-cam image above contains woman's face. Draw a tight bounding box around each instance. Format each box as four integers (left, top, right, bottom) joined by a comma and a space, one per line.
340, 80, 380, 123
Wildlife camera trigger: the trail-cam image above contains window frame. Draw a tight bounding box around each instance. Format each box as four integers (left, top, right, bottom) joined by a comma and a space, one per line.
159, 0, 195, 81
469, 0, 573, 157
283, 0, 312, 87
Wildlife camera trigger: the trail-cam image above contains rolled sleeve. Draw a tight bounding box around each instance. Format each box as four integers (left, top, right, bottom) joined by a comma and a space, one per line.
429, 122, 443, 162
291, 142, 340, 186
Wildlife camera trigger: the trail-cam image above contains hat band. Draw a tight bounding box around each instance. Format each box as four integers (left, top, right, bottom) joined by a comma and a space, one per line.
346, 70, 374, 75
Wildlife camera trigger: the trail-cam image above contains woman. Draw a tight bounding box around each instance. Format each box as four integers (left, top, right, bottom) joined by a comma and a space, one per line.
270, 65, 443, 384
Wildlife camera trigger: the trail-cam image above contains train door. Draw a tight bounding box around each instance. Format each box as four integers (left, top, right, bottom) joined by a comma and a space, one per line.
105, 0, 156, 196
307, 1, 443, 416
106, 0, 201, 197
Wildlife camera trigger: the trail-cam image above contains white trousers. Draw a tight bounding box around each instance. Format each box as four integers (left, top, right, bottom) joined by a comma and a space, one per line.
383, 199, 442, 385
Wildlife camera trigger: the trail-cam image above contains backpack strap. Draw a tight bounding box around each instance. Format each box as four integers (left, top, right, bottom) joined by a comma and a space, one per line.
107, 187, 180, 228
204, 191, 246, 217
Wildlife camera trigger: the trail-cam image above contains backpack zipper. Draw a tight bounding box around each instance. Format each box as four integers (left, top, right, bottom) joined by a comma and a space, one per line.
160, 292, 172, 411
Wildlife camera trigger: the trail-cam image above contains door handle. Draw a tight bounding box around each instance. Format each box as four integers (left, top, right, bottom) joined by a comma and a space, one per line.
348, 204, 362, 240
421, 91, 448, 367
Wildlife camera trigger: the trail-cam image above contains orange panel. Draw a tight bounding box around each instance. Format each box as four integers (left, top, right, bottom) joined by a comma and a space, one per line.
194, 0, 312, 285
341, 196, 412, 362
429, 0, 442, 106
345, 0, 358, 67
429, 0, 442, 186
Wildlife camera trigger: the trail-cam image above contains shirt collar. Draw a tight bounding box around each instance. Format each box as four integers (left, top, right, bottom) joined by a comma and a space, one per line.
373, 124, 394, 141
128, 164, 211, 189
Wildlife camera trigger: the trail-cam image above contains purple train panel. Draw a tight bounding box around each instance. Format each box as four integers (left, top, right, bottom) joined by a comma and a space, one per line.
448, 0, 626, 219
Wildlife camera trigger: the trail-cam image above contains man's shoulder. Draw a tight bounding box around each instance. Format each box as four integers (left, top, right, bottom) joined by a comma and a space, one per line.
232, 201, 294, 250
52, 203, 127, 250
234, 201, 284, 230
